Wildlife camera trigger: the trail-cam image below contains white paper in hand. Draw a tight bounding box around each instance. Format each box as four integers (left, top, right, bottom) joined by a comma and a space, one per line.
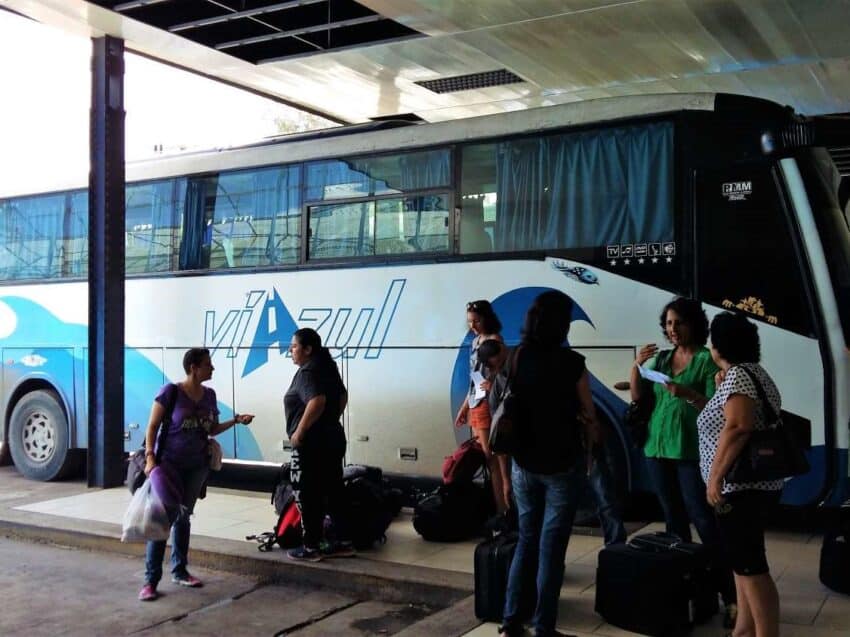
471, 370, 486, 399
638, 364, 671, 384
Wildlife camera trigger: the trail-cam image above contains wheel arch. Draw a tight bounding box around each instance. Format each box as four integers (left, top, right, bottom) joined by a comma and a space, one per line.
5, 377, 75, 449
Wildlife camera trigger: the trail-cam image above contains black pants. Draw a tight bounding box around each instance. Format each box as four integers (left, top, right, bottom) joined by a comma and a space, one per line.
645, 457, 736, 604
290, 425, 348, 548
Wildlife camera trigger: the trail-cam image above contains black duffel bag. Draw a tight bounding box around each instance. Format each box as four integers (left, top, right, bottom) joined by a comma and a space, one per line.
413, 482, 492, 542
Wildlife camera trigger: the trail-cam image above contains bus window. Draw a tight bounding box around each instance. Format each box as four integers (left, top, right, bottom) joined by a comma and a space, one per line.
309, 194, 450, 260
63, 190, 88, 277
696, 165, 814, 336
0, 193, 65, 280
309, 201, 374, 259
306, 149, 451, 202
375, 195, 449, 254
207, 166, 301, 270
125, 179, 184, 274
460, 122, 675, 257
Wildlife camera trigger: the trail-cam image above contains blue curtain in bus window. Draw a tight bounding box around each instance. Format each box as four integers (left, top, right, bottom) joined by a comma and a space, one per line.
207, 166, 302, 270
179, 178, 209, 271
495, 122, 673, 251
0, 194, 64, 279
306, 149, 450, 201
397, 149, 451, 190
262, 166, 301, 265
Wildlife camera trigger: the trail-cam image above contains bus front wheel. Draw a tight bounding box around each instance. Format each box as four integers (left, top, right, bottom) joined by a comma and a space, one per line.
8, 390, 76, 481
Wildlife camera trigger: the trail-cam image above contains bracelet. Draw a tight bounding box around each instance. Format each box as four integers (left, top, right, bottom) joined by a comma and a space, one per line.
234, 413, 241, 424
144, 450, 155, 458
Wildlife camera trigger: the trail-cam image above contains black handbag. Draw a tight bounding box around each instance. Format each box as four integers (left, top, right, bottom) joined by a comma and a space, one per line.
725, 366, 810, 483
489, 346, 523, 455
624, 350, 672, 448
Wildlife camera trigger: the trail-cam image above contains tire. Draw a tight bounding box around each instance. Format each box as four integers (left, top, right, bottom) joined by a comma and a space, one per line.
8, 390, 77, 481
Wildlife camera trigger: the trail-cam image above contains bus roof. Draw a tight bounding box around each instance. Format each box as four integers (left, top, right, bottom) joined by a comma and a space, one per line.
1, 92, 792, 199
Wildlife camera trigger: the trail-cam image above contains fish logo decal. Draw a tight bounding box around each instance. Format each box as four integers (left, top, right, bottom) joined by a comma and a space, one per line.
20, 354, 47, 367
552, 260, 599, 285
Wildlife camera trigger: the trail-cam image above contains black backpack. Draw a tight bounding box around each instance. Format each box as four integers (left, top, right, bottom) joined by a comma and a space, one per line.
413, 482, 493, 542
336, 475, 395, 549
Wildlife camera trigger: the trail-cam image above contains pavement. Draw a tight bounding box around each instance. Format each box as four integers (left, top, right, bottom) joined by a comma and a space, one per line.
0, 465, 848, 636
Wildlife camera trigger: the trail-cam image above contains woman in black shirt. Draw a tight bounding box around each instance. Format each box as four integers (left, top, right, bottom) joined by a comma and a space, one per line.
284, 328, 350, 561
500, 291, 601, 637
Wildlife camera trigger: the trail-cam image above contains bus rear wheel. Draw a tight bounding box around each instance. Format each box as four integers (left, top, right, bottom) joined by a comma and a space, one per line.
9, 390, 76, 481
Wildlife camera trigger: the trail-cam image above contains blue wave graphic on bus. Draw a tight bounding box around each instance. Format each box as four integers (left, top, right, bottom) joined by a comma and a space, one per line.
0, 296, 259, 460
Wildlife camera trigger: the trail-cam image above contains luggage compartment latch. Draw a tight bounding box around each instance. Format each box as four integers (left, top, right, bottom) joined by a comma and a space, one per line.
398, 447, 418, 461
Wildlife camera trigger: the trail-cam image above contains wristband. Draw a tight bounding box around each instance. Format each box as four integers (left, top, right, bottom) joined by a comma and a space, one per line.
145, 450, 155, 458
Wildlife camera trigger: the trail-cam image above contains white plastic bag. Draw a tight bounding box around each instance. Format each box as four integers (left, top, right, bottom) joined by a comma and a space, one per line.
121, 480, 171, 543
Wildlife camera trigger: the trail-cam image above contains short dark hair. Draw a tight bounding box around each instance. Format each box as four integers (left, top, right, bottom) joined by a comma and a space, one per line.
710, 312, 761, 363
183, 347, 210, 374
477, 339, 504, 367
659, 297, 709, 346
522, 290, 574, 347
466, 299, 502, 334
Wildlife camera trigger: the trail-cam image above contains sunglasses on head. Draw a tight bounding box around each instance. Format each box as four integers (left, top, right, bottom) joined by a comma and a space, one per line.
467, 301, 485, 311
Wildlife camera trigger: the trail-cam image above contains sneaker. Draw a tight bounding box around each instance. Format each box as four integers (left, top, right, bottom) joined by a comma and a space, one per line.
287, 545, 323, 562
320, 540, 356, 558
171, 574, 203, 588
138, 583, 158, 601
723, 603, 738, 629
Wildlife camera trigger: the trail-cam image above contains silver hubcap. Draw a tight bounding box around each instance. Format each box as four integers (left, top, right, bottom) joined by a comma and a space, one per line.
21, 410, 55, 463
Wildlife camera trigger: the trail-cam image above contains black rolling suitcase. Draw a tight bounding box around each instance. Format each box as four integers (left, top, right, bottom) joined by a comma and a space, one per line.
595, 532, 718, 636
819, 529, 850, 594
474, 532, 536, 622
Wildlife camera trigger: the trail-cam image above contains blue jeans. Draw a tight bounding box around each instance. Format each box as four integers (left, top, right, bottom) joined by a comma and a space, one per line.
503, 463, 583, 637
645, 457, 735, 604
588, 447, 627, 545
144, 464, 208, 586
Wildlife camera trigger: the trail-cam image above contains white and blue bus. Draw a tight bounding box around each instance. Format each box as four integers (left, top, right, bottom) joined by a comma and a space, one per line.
0, 93, 848, 508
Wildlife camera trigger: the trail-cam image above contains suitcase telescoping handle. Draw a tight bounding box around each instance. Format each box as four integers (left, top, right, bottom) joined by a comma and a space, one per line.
627, 531, 686, 553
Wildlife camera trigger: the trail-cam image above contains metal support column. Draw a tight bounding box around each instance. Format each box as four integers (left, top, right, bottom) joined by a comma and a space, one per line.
88, 35, 126, 488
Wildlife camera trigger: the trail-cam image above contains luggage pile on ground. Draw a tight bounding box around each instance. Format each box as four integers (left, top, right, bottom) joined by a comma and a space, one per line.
247, 463, 401, 552
412, 437, 494, 542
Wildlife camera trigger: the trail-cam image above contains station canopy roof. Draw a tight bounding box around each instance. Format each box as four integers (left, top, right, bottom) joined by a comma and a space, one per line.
5, 0, 850, 124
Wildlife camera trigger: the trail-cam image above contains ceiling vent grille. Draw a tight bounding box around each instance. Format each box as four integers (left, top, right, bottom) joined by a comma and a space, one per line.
415, 69, 524, 94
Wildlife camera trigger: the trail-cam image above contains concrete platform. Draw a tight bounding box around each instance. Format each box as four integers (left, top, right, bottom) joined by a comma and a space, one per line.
0, 466, 847, 636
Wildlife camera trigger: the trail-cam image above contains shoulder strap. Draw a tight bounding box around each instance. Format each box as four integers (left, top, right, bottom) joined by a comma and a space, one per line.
655, 348, 673, 371
155, 383, 180, 463
505, 344, 523, 386
735, 366, 778, 423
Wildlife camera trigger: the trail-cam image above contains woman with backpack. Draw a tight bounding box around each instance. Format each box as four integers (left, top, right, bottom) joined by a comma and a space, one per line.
454, 299, 510, 513
499, 291, 600, 637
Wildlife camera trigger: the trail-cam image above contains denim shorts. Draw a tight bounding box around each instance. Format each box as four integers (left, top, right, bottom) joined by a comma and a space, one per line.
715, 489, 781, 576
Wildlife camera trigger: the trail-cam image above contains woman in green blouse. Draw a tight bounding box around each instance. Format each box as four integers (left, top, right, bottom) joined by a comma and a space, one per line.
630, 297, 737, 625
